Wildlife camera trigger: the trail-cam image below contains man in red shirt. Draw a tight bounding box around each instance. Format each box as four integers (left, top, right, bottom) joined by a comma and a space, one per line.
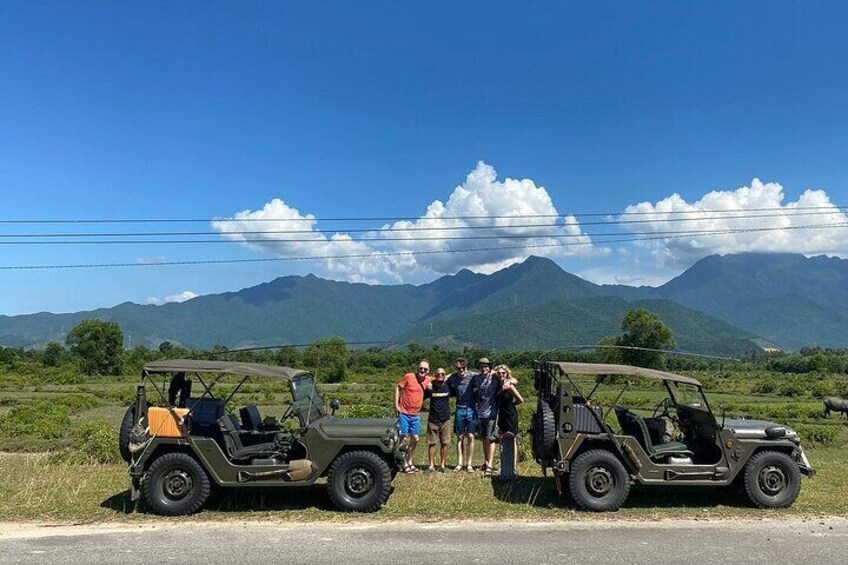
395, 359, 432, 473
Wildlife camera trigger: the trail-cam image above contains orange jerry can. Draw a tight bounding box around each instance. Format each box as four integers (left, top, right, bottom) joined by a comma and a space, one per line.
147, 406, 190, 438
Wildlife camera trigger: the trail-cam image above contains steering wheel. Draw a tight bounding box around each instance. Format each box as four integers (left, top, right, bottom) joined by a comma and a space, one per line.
279, 403, 296, 425
652, 398, 679, 425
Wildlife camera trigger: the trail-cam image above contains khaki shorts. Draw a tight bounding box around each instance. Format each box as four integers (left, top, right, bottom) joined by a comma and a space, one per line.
426, 420, 452, 445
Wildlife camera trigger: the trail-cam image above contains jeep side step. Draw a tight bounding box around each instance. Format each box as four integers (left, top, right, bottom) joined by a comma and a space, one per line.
237, 459, 314, 482
665, 466, 729, 481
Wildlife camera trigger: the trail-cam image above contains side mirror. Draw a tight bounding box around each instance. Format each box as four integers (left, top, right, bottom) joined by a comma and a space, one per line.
329, 399, 340, 415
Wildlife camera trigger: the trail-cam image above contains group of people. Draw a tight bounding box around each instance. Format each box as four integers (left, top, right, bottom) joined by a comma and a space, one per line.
394, 356, 524, 477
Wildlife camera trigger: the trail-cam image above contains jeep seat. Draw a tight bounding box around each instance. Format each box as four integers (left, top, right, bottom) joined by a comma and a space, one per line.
240, 405, 263, 431
615, 407, 692, 460
217, 414, 283, 462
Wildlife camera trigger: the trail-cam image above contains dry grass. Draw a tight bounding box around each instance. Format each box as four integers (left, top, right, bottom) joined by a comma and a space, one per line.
1, 448, 846, 524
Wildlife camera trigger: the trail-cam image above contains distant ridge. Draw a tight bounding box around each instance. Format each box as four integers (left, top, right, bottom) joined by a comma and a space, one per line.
4, 252, 846, 352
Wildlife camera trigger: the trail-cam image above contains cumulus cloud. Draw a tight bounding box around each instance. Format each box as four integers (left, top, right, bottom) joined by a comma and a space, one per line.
212, 162, 600, 282
145, 290, 199, 306
619, 178, 848, 266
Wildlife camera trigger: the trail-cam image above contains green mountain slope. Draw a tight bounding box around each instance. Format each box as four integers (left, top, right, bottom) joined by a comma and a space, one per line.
396, 296, 762, 357
648, 253, 848, 349
0, 254, 796, 353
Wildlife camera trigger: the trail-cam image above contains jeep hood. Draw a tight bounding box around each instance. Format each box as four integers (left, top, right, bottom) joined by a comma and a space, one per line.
724, 418, 800, 442
317, 416, 398, 439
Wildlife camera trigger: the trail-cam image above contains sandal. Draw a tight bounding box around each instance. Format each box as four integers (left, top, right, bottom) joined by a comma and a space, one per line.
404, 464, 417, 474
453, 465, 463, 472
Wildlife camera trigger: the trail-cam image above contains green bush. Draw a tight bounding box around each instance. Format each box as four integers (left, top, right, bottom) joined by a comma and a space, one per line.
49, 421, 121, 465
796, 424, 842, 446
339, 404, 394, 418
0, 400, 71, 439
51, 394, 99, 414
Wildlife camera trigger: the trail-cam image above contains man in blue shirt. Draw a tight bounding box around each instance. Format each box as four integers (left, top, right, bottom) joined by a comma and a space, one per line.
447, 357, 478, 472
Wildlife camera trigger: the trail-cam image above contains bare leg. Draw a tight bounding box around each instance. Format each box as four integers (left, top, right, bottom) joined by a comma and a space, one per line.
466, 434, 475, 468
406, 435, 419, 467
440, 442, 448, 468
427, 443, 436, 468
456, 434, 465, 467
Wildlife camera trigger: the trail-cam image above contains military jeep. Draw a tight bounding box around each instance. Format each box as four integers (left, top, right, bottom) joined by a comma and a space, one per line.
530, 362, 814, 512
119, 359, 402, 515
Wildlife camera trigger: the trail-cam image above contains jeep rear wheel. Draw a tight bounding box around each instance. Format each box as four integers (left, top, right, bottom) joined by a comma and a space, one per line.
568, 449, 631, 512
327, 451, 392, 512
141, 453, 212, 516
743, 450, 801, 508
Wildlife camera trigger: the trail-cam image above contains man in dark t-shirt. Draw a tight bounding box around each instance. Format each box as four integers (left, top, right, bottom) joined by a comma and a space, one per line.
424, 367, 452, 472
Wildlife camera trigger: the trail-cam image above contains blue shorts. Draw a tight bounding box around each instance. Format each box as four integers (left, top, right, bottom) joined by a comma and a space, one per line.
454, 406, 478, 435
398, 413, 421, 436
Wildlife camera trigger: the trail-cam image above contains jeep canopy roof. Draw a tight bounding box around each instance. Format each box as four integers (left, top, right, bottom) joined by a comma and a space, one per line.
142, 359, 310, 381
547, 362, 702, 387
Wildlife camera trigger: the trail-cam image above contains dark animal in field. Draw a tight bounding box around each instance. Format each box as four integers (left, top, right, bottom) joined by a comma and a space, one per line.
823, 397, 848, 418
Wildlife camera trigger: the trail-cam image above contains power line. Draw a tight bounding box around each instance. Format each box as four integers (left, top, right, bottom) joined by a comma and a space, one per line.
0, 220, 846, 245
2, 209, 844, 239
2, 204, 848, 224
2, 224, 847, 271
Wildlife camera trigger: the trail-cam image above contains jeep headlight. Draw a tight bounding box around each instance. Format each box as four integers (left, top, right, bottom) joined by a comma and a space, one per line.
382, 428, 398, 449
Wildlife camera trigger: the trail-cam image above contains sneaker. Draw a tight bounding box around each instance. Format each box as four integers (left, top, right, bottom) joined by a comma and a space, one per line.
465, 465, 475, 473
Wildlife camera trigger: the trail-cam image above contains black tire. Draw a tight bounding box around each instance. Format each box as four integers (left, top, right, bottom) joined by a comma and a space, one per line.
141, 453, 212, 516
326, 451, 392, 512
743, 450, 802, 509
568, 449, 631, 512
531, 399, 556, 461
118, 404, 137, 463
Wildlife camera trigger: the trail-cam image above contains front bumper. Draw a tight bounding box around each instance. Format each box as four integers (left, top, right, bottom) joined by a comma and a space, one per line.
797, 446, 816, 477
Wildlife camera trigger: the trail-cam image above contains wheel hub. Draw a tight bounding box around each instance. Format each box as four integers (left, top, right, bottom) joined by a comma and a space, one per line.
759, 465, 787, 495
345, 467, 374, 498
586, 466, 614, 497
163, 469, 194, 500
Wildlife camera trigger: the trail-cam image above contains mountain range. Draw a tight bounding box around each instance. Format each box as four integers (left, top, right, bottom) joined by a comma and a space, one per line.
1, 252, 845, 353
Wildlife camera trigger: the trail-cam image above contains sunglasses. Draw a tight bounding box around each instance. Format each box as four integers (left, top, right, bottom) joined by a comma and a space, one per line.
418, 367, 429, 372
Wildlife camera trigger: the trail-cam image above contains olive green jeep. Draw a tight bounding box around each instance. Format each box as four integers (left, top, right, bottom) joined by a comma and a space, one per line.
119, 359, 402, 515
530, 362, 814, 512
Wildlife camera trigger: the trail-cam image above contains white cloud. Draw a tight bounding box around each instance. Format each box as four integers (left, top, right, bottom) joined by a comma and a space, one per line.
145, 290, 199, 306
619, 178, 848, 266
212, 162, 601, 283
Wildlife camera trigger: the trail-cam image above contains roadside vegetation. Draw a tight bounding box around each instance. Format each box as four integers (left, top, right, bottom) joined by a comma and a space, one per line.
0, 316, 847, 522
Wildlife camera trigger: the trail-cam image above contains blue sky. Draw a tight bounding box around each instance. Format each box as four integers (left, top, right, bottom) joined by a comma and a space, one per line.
2, 2, 848, 315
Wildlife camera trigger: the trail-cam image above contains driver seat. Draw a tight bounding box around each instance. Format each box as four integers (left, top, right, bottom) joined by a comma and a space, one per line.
217, 415, 283, 462
615, 407, 692, 460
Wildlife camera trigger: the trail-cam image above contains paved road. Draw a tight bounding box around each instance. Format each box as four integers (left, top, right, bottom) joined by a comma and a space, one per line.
2, 518, 846, 565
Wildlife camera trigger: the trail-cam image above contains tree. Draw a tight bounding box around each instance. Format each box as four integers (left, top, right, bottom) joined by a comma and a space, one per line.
65, 319, 124, 375
303, 337, 348, 383
158, 341, 174, 355
617, 309, 675, 368
42, 342, 66, 367
274, 346, 302, 368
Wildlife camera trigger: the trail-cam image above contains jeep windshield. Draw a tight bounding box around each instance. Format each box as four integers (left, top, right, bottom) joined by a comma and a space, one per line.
290, 374, 325, 423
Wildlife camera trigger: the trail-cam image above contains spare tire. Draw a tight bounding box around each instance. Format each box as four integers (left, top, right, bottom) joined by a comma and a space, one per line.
531, 399, 556, 462
119, 403, 146, 462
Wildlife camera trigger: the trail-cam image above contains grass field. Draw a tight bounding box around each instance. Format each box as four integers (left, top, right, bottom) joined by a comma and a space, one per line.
1, 366, 847, 523
1, 448, 845, 523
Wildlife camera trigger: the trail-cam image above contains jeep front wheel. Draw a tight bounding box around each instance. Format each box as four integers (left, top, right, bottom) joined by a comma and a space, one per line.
326, 451, 392, 512
743, 450, 801, 508
568, 449, 631, 512
141, 452, 212, 516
